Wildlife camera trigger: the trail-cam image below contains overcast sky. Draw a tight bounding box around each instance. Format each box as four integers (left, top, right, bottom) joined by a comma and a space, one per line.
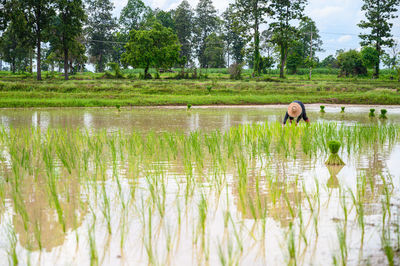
112, 0, 400, 60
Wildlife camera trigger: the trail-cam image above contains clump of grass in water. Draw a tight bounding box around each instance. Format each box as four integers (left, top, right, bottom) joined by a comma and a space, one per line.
340, 107, 345, 113
369, 108, 375, 117
325, 140, 345, 166
380, 109, 388, 119
320, 105, 325, 113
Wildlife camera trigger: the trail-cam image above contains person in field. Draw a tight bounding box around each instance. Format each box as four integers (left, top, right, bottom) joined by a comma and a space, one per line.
283, 101, 310, 125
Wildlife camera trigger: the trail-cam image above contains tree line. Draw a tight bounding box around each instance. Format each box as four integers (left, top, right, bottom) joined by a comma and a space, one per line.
0, 0, 399, 80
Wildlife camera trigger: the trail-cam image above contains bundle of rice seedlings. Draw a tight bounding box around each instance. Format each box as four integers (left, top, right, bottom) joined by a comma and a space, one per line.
320, 106, 325, 113
325, 140, 345, 166
369, 109, 375, 117
379, 109, 387, 119
340, 107, 345, 113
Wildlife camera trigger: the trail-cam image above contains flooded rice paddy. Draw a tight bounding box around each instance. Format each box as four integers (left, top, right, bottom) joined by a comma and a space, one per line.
0, 105, 399, 265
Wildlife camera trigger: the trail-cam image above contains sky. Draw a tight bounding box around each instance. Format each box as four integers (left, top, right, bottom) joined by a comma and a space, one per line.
112, 0, 400, 60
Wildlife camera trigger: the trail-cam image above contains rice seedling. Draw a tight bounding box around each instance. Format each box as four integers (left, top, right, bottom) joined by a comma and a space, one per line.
325, 141, 345, 166
116, 104, 121, 112
206, 85, 212, 93
7, 225, 18, 266
340, 107, 345, 113
369, 108, 375, 117
380, 109, 388, 119
187, 103, 192, 110
320, 105, 325, 113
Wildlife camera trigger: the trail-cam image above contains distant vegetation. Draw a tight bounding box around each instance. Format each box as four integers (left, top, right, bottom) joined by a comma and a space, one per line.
0, 0, 399, 81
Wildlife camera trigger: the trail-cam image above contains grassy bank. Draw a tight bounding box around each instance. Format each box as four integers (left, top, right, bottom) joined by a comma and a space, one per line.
0, 70, 399, 107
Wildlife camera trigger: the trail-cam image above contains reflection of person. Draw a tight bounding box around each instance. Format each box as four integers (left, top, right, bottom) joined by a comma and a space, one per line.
283, 101, 310, 125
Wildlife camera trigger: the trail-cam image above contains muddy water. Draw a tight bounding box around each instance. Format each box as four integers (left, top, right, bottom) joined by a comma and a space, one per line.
0, 106, 399, 265
0, 104, 400, 132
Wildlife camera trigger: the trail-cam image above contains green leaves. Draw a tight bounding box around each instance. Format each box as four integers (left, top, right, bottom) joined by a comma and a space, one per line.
122, 23, 181, 78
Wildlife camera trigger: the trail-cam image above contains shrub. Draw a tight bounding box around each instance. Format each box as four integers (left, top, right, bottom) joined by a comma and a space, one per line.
229, 63, 243, 80
337, 50, 367, 77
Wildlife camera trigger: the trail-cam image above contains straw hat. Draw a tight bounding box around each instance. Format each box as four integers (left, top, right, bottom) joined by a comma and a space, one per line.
288, 102, 302, 117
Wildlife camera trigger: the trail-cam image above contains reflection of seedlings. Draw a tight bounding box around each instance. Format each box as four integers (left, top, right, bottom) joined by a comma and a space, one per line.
381, 229, 395, 266
336, 224, 347, 266
369, 108, 375, 117
320, 105, 325, 113
380, 109, 388, 119
326, 165, 343, 189
7, 225, 18, 266
325, 141, 345, 166
287, 222, 296, 265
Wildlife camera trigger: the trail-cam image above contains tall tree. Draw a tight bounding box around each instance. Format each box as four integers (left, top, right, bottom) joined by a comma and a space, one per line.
194, 0, 218, 68
235, 0, 271, 76
173, 0, 194, 66
358, 0, 400, 78
269, 0, 308, 78
51, 0, 86, 80
0, 0, 33, 73
23, 0, 55, 80
86, 0, 116, 72
223, 4, 247, 66
119, 0, 152, 33
204, 32, 225, 68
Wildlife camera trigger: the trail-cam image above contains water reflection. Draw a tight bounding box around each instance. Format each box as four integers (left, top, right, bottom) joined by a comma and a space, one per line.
3, 167, 87, 252
0, 105, 399, 133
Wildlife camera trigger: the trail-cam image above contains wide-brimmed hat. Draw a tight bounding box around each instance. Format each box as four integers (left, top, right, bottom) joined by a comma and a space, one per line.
288, 102, 302, 117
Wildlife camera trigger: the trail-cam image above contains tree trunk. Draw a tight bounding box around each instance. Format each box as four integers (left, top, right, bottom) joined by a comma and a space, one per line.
375, 44, 380, 79
29, 51, 33, 73
37, 36, 42, 81
280, 45, 285, 78
253, 2, 261, 77
64, 48, 69, 80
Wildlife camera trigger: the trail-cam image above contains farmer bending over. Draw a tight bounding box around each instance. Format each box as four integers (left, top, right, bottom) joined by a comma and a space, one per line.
283, 101, 310, 125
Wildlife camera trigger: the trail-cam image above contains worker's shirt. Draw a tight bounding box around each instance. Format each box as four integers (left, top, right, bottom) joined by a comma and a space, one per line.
283, 101, 309, 124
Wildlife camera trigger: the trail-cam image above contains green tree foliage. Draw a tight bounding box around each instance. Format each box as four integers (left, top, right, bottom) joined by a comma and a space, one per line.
86, 0, 117, 73
320, 55, 339, 68
204, 33, 225, 68
51, 0, 86, 80
286, 40, 304, 74
269, 0, 308, 78
222, 4, 246, 66
337, 50, 367, 77
235, 0, 271, 76
153, 9, 175, 30
360, 46, 379, 70
173, 0, 194, 66
194, 0, 219, 68
298, 17, 323, 63
122, 23, 181, 78
23, 0, 55, 80
0, 0, 33, 73
358, 0, 400, 78
119, 0, 152, 33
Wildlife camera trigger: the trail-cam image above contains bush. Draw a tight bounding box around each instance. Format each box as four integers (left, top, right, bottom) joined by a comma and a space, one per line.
229, 63, 243, 80
337, 50, 367, 77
